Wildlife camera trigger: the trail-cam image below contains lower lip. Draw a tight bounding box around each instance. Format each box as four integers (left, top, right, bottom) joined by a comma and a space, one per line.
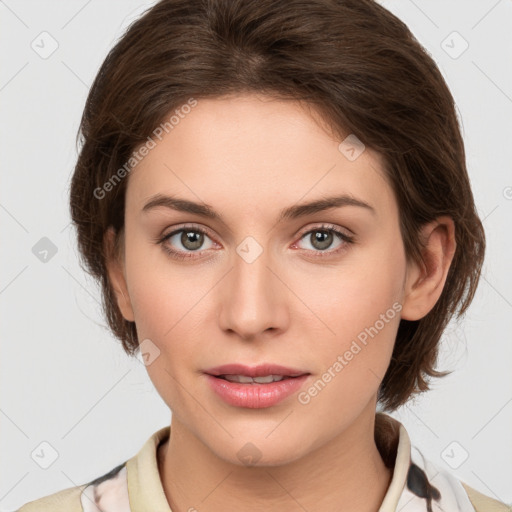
205, 374, 309, 408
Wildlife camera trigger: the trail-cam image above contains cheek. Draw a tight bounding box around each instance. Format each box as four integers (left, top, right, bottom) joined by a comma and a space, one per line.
295, 273, 402, 416
291, 234, 406, 384
128, 272, 201, 410
122, 244, 211, 383
123, 234, 202, 339
300, 237, 404, 329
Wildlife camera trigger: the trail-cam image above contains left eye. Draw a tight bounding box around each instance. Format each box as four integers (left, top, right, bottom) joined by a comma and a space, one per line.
294, 225, 354, 254
162, 228, 215, 253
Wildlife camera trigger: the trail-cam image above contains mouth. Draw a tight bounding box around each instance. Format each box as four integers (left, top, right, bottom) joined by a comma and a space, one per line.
214, 374, 300, 384
203, 363, 311, 408
204, 363, 309, 379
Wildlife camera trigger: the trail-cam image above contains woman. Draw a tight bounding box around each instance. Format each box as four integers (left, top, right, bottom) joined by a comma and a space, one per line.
18, 0, 509, 510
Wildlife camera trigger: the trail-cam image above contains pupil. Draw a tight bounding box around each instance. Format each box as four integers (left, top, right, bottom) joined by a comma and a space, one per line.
182, 231, 203, 250
312, 230, 332, 250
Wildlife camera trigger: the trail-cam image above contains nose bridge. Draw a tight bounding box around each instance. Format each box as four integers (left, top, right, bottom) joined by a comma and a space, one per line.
218, 236, 286, 338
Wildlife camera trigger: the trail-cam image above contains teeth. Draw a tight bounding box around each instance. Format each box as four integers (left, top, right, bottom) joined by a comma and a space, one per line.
222, 374, 287, 384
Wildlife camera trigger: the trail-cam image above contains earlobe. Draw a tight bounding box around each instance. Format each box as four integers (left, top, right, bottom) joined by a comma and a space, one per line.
104, 227, 135, 322
401, 216, 456, 321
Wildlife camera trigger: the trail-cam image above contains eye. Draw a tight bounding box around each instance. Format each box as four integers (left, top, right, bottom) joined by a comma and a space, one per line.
293, 224, 354, 257
156, 224, 216, 260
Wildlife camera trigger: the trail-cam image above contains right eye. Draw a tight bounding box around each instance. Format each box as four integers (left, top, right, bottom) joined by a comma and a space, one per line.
157, 224, 217, 260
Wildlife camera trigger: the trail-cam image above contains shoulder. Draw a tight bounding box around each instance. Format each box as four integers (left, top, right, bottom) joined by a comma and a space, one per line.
405, 444, 510, 512
15, 426, 170, 512
16, 462, 128, 512
16, 483, 87, 512
377, 414, 510, 512
461, 482, 511, 512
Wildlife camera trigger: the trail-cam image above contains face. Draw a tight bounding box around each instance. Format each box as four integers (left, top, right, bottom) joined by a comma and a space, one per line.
108, 93, 412, 466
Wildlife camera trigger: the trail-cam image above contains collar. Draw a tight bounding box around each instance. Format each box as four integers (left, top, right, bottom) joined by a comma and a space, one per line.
81, 413, 476, 511
374, 413, 476, 511
375, 412, 413, 511
125, 426, 171, 511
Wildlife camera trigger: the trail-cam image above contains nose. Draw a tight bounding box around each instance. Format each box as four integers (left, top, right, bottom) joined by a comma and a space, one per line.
217, 241, 289, 341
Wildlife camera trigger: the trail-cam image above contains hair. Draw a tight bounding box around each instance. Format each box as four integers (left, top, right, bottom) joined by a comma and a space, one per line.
69, 0, 485, 411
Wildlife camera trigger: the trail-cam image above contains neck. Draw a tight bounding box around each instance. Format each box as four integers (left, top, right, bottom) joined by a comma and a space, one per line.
158, 406, 393, 512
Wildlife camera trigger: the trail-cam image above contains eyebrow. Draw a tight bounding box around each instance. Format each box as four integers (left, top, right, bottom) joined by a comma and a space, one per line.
141, 193, 376, 223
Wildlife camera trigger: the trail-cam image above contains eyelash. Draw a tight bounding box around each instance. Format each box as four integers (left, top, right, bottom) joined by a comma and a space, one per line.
155, 223, 355, 261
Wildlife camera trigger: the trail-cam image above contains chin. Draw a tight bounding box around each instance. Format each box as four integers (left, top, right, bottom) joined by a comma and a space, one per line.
207, 433, 311, 469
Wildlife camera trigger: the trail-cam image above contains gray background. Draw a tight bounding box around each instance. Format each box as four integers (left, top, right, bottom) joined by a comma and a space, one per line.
1, 0, 511, 509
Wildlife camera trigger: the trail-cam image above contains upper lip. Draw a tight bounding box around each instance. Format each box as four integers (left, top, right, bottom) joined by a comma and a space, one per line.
204, 363, 309, 378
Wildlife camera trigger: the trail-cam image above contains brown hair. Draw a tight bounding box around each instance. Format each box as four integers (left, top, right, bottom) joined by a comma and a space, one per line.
69, 0, 485, 410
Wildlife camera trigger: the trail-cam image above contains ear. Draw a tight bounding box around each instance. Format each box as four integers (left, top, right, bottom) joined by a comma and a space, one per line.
401, 216, 456, 321
104, 226, 135, 322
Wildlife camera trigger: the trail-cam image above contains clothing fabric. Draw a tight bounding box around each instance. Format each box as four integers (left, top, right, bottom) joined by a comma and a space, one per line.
17, 413, 509, 512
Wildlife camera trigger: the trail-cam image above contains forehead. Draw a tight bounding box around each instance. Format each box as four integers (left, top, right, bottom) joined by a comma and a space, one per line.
126, 94, 396, 221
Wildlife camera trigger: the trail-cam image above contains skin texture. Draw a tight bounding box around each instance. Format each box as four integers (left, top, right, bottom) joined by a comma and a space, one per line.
104, 93, 456, 512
